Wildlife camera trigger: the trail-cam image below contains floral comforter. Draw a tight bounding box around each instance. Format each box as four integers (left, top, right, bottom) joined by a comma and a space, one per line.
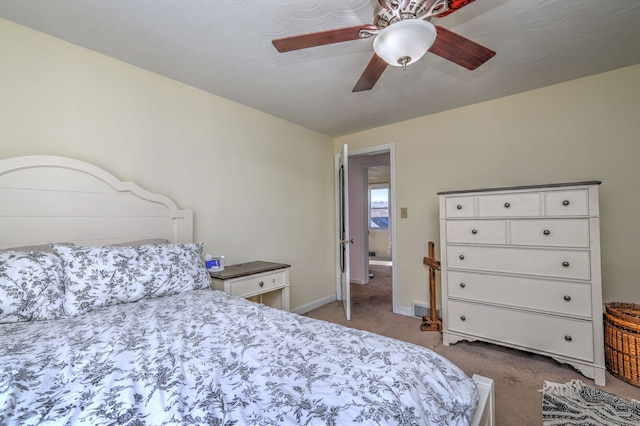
1, 290, 478, 425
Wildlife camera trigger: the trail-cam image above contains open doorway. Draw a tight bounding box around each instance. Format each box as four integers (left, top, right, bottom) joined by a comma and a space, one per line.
367, 165, 392, 266
347, 145, 396, 315
367, 166, 393, 312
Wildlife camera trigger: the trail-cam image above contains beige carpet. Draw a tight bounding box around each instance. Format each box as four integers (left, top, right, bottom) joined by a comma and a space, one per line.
304, 264, 640, 425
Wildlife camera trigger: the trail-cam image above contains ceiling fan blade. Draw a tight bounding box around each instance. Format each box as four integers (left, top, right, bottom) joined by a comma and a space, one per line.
428, 26, 495, 70
435, 0, 477, 17
272, 25, 377, 53
352, 54, 388, 92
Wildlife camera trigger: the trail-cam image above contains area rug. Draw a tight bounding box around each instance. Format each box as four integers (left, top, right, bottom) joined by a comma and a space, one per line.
541, 379, 640, 425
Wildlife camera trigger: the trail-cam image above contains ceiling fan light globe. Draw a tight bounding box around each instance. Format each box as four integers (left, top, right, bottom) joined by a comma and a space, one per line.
373, 19, 437, 67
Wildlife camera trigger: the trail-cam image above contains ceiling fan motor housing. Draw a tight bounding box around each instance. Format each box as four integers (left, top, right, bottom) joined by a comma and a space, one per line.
375, 0, 431, 28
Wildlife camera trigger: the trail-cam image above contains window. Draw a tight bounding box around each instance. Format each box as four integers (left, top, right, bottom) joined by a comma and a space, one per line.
369, 183, 389, 230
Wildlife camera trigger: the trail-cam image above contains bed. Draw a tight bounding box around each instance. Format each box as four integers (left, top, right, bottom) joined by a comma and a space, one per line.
0, 155, 495, 425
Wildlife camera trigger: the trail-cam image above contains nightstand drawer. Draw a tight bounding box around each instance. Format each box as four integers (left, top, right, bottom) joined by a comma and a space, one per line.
228, 270, 287, 298
209, 261, 291, 311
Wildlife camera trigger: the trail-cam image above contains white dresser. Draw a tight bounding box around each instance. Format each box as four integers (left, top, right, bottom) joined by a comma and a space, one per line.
439, 181, 605, 385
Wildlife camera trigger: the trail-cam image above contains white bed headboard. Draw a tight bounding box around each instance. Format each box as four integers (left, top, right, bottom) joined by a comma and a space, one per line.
0, 155, 193, 248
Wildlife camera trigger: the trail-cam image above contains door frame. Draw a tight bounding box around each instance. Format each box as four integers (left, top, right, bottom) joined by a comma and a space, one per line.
335, 143, 398, 315
337, 144, 351, 320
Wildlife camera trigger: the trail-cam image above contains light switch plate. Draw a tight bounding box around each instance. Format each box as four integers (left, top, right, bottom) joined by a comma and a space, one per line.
401, 207, 408, 218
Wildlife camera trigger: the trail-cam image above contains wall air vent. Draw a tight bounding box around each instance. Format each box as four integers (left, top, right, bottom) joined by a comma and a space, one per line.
412, 302, 440, 318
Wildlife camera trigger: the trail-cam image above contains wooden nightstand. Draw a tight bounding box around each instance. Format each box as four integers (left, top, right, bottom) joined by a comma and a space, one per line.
209, 261, 290, 311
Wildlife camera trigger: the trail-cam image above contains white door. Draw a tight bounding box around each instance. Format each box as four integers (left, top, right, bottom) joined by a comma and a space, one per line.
338, 144, 351, 320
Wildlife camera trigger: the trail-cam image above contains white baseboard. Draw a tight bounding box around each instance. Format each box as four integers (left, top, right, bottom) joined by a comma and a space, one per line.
292, 294, 418, 320
292, 293, 337, 315
394, 305, 413, 317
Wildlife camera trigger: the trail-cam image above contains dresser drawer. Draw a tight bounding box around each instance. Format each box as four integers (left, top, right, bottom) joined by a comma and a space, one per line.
446, 246, 591, 280
510, 219, 590, 248
546, 189, 589, 216
447, 300, 594, 362
446, 220, 507, 244
226, 270, 287, 298
447, 271, 592, 317
445, 196, 475, 218
477, 192, 541, 217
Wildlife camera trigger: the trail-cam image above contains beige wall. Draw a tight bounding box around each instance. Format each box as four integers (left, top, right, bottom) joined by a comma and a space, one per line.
0, 18, 336, 311
369, 230, 391, 258
336, 64, 640, 311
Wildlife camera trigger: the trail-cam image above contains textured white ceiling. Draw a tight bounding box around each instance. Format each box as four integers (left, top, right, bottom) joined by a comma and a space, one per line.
1, 0, 639, 137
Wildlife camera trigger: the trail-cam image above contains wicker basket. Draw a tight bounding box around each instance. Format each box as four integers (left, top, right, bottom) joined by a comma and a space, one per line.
604, 302, 640, 387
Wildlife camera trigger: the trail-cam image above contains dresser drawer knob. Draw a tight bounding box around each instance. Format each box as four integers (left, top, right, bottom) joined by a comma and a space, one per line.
562, 261, 570, 267
564, 335, 572, 342
259, 281, 264, 287
562, 200, 570, 206
504, 202, 511, 208
471, 229, 478, 234
459, 255, 465, 260
456, 204, 463, 210
543, 229, 551, 236
459, 282, 466, 288
460, 315, 466, 321
564, 295, 571, 301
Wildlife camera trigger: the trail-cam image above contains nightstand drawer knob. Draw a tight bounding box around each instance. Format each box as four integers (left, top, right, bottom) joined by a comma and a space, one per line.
459, 255, 465, 260
459, 282, 466, 288
562, 261, 570, 267
543, 229, 550, 235
504, 202, 511, 208
460, 315, 466, 321
563, 200, 570, 206
471, 229, 478, 234
259, 281, 264, 287
457, 204, 463, 210
564, 335, 572, 342
564, 295, 571, 301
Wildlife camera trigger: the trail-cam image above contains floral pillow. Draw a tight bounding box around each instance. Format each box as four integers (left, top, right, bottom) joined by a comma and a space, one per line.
0, 251, 66, 323
51, 243, 211, 316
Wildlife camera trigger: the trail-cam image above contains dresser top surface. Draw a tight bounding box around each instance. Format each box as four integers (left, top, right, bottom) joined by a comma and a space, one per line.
437, 181, 601, 196
208, 261, 290, 280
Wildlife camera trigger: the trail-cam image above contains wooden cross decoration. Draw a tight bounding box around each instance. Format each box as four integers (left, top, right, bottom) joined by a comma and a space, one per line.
421, 241, 442, 332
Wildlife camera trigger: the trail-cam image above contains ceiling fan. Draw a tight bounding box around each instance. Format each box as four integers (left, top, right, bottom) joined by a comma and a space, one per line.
272, 0, 495, 92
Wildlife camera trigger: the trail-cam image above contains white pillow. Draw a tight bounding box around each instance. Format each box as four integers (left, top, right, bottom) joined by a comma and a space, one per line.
0, 251, 66, 323
1, 242, 73, 253
111, 238, 170, 247
52, 243, 211, 316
